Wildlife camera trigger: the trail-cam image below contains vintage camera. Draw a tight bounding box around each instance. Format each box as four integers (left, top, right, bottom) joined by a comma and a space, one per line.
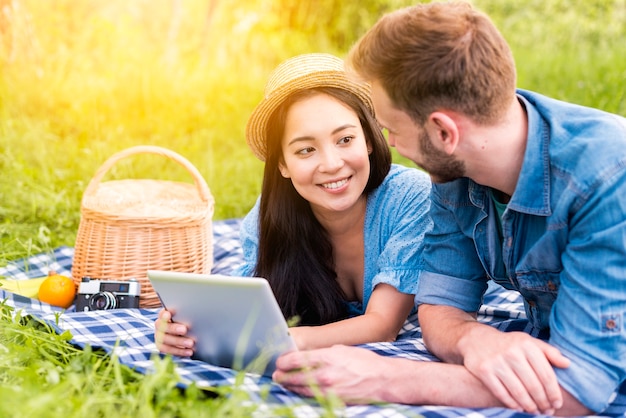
75, 277, 141, 311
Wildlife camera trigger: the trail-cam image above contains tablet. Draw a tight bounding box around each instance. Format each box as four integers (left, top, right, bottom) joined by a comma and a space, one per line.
147, 270, 297, 376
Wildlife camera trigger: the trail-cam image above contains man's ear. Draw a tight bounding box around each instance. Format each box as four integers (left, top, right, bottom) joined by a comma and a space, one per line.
427, 112, 460, 154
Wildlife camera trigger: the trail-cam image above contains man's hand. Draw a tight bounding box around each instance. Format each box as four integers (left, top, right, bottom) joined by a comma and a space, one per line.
273, 345, 392, 403
419, 304, 574, 415
274, 329, 590, 415
273, 343, 525, 409
154, 309, 195, 357
457, 323, 570, 414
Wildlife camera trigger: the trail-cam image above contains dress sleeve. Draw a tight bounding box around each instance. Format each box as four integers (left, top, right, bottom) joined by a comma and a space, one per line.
367, 166, 432, 298
229, 198, 260, 277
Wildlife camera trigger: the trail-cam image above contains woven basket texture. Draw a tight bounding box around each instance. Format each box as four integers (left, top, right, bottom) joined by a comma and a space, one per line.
72, 146, 214, 308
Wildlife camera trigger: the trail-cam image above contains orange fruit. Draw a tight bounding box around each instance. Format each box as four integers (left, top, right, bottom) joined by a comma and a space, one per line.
38, 272, 76, 309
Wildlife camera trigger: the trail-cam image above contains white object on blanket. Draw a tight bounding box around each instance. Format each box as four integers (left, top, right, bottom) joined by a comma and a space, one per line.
147, 270, 298, 377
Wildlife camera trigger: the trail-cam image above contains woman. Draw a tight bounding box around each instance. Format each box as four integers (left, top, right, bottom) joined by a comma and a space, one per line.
155, 53, 432, 355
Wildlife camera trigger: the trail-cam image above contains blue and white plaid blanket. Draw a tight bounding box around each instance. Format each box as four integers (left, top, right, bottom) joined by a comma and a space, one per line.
1, 219, 624, 417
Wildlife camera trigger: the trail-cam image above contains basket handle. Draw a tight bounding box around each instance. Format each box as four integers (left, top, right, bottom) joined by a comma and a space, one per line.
83, 145, 212, 202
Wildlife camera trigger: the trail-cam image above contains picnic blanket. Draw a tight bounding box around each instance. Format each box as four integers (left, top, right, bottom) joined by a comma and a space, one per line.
1, 218, 625, 417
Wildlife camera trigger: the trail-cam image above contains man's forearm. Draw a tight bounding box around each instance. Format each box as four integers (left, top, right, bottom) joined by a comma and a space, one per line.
378, 356, 502, 407
418, 303, 479, 363
380, 356, 591, 415
416, 304, 593, 415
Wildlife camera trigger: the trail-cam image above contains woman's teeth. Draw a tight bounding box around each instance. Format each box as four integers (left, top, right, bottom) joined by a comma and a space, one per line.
322, 178, 348, 189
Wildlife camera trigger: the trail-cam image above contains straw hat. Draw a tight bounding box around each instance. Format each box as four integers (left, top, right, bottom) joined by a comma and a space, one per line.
245, 53, 373, 161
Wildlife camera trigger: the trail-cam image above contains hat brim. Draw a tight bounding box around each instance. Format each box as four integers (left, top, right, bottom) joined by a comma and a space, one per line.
245, 70, 373, 161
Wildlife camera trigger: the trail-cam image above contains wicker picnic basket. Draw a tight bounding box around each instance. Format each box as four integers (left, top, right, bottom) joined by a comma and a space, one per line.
72, 145, 214, 308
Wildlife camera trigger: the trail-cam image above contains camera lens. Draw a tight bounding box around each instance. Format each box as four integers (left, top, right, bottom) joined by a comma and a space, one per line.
89, 291, 118, 310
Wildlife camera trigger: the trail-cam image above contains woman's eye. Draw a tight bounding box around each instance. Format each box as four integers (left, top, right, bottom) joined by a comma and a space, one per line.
296, 147, 315, 155
338, 136, 353, 145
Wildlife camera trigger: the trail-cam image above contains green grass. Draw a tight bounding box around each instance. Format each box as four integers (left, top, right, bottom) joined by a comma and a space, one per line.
1, 0, 625, 416
0, 302, 306, 418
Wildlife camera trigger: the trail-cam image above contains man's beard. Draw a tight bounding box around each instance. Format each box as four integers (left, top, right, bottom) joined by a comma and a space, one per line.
417, 129, 465, 183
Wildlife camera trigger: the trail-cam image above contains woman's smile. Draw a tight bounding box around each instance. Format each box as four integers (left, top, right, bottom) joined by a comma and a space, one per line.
320, 176, 350, 191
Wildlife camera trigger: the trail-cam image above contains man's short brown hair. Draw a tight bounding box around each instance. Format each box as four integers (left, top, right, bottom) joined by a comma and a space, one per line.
347, 1, 517, 125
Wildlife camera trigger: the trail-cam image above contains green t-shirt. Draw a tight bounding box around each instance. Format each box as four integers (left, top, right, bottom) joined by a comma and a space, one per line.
490, 188, 509, 276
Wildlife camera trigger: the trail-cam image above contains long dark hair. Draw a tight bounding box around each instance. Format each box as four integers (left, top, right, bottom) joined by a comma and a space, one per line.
254, 87, 391, 325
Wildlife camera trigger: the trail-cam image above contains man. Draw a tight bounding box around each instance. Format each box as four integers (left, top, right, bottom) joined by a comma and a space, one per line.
272, 2, 626, 416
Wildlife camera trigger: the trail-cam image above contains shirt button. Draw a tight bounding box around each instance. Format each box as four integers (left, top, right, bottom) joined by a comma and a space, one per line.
547, 281, 557, 291
606, 319, 617, 330
507, 237, 513, 247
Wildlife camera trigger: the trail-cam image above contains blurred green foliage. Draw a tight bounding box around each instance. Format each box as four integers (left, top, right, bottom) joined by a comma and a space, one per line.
0, 0, 624, 262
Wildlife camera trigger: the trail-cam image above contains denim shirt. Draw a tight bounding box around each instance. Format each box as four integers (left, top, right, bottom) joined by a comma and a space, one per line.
234, 164, 432, 316
415, 89, 626, 412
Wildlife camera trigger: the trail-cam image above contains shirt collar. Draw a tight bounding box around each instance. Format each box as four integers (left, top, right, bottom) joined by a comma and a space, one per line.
505, 90, 552, 216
